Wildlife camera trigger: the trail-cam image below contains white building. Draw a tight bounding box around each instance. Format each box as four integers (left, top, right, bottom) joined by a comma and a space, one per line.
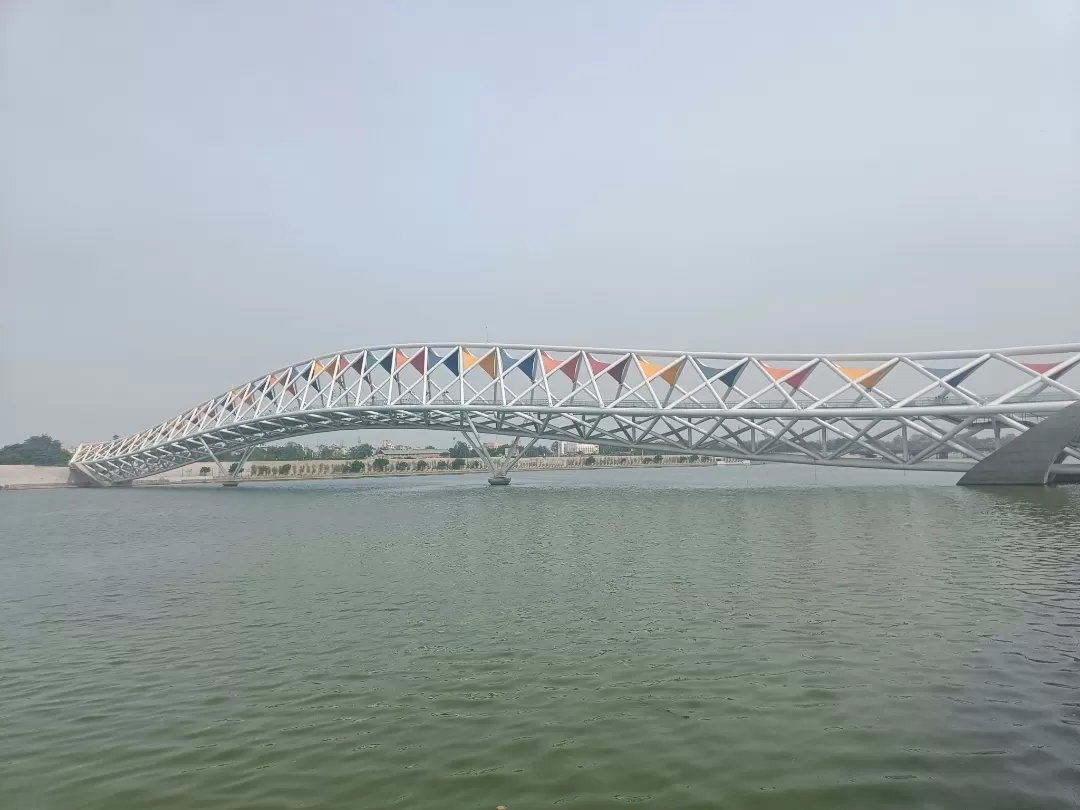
556, 441, 600, 456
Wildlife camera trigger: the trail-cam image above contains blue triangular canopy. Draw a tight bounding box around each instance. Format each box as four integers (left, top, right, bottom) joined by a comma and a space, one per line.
443, 348, 460, 376
378, 352, 393, 373
518, 351, 537, 380
427, 348, 443, 371
717, 359, 749, 388
699, 363, 723, 380
926, 366, 976, 387
499, 349, 537, 380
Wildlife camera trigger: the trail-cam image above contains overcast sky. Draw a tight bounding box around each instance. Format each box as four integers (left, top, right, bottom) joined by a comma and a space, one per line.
1, 1, 1078, 448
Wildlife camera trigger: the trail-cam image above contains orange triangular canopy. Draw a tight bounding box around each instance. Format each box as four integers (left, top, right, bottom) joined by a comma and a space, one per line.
659, 358, 685, 386
478, 350, 497, 378
763, 363, 814, 389
408, 350, 426, 373
394, 349, 408, 371
461, 349, 479, 371
327, 356, 350, 378
838, 365, 891, 389
638, 357, 684, 386
638, 359, 665, 379
540, 351, 563, 376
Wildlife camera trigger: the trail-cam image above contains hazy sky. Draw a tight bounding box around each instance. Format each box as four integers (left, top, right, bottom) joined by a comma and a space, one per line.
1, 1, 1078, 447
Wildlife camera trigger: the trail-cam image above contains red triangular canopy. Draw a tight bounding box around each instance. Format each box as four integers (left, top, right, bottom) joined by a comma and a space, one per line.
1024, 362, 1062, 378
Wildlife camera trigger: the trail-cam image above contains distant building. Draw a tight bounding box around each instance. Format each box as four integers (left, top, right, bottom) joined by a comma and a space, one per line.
556, 441, 599, 456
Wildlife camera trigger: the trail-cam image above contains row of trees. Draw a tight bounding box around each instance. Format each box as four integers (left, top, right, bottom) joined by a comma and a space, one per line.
210, 457, 487, 478
578, 454, 699, 466
226, 441, 376, 462
0, 435, 72, 466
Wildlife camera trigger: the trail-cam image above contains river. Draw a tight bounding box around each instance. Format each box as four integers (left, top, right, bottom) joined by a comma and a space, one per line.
2, 466, 1078, 809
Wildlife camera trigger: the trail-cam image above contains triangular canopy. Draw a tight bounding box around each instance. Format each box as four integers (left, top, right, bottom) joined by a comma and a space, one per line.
607, 356, 631, 384
327, 356, 350, 378
443, 348, 460, 376
478, 350, 498, 378
541, 352, 562, 376
924, 358, 987, 388
498, 349, 535, 379
698, 359, 748, 389
838, 364, 892, 390
638, 357, 685, 386
1024, 362, 1064, 378
763, 363, 815, 389
717, 359, 748, 388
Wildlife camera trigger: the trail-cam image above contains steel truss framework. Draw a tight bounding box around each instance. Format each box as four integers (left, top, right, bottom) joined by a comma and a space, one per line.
70, 343, 1080, 485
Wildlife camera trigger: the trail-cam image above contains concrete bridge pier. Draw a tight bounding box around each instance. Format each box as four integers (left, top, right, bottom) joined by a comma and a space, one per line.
958, 401, 1080, 486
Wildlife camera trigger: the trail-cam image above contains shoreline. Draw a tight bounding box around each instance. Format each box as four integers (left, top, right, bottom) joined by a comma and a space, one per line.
1, 459, 720, 491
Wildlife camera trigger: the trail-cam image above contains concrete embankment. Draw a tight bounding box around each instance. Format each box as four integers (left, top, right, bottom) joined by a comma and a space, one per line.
0, 466, 78, 490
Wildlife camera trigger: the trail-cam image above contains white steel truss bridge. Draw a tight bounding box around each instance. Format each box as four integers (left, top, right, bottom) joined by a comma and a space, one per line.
70, 342, 1080, 486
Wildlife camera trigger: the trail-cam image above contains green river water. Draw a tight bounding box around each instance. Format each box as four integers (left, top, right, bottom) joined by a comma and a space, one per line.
1, 466, 1078, 809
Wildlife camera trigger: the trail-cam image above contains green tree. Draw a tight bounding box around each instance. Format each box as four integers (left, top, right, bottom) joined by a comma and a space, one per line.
451, 457, 466, 470
199, 466, 211, 476
348, 443, 374, 459
447, 440, 475, 458
0, 435, 72, 466
436, 460, 448, 470
395, 461, 409, 472
373, 458, 390, 472
348, 460, 364, 473
641, 456, 651, 464
467, 460, 481, 469
416, 460, 428, 472
584, 455, 597, 466
279, 463, 292, 475
653, 454, 663, 464
228, 462, 240, 475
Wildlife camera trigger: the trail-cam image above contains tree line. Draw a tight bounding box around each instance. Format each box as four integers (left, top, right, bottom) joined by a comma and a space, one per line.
0, 435, 71, 466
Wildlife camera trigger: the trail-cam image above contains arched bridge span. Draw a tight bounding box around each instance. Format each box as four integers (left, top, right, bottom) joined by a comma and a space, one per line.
70, 342, 1080, 486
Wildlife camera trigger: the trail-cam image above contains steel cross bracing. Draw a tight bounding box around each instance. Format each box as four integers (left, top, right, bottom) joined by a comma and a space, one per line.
70, 343, 1080, 484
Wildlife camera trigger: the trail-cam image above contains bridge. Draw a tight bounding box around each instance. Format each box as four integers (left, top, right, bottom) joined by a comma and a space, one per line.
69, 343, 1080, 487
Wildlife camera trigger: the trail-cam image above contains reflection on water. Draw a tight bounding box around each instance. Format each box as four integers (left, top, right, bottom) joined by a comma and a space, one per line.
1, 466, 1078, 810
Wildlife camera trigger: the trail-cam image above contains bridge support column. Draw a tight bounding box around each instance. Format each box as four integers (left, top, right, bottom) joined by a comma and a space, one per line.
69, 463, 109, 487
223, 447, 255, 487
460, 418, 539, 485
958, 401, 1080, 486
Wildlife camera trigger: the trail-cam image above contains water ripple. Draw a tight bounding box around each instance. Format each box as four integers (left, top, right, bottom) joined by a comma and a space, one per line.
1, 470, 1078, 809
